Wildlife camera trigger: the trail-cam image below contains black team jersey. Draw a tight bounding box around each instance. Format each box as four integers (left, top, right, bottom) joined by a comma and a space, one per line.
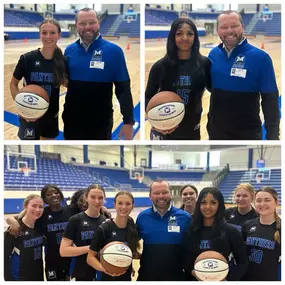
13, 49, 60, 121
145, 56, 211, 140
242, 218, 281, 281
4, 220, 44, 281
63, 212, 106, 280
225, 207, 258, 232
90, 219, 133, 281
36, 206, 72, 279
183, 222, 248, 281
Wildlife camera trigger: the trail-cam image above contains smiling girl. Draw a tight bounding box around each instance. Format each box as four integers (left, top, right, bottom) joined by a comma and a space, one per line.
242, 187, 281, 281
87, 191, 140, 281
60, 184, 106, 281
225, 183, 258, 231
10, 19, 67, 140
183, 187, 248, 281
4, 194, 45, 280
145, 18, 211, 140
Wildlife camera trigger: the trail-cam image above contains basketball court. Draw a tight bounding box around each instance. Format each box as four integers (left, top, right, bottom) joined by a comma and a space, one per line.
4, 36, 141, 140
145, 33, 281, 140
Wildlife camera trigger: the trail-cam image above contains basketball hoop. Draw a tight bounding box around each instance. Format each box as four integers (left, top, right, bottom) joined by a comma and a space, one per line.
127, 18, 131, 24
21, 167, 31, 177
263, 15, 268, 23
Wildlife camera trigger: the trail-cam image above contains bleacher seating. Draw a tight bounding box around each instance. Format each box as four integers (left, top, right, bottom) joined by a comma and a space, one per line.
4, 9, 44, 27
144, 170, 205, 182
53, 13, 75, 21
145, 8, 178, 25
115, 14, 140, 37
219, 169, 281, 203
252, 12, 281, 36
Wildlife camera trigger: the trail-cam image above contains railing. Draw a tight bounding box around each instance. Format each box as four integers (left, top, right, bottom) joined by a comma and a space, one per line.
212, 164, 230, 188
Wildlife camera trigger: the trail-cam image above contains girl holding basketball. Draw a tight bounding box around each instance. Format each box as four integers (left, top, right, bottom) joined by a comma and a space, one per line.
225, 183, 258, 232
180, 185, 198, 215
183, 187, 248, 281
60, 184, 107, 281
242, 187, 281, 281
87, 191, 140, 281
4, 194, 45, 281
145, 18, 211, 140
10, 18, 67, 140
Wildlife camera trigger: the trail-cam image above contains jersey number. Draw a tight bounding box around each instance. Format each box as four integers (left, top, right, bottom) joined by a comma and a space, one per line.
249, 248, 263, 264
34, 246, 42, 260
177, 89, 189, 104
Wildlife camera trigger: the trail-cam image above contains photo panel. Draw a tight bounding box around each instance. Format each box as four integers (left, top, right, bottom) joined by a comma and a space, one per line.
144, 3, 281, 141
4, 3, 141, 141
3, 144, 281, 281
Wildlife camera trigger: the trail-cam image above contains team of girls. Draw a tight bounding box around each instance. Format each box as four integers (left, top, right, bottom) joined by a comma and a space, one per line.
5, 184, 111, 281
5, 184, 281, 281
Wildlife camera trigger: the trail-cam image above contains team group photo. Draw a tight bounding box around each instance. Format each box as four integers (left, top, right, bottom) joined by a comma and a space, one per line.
2, 1, 283, 283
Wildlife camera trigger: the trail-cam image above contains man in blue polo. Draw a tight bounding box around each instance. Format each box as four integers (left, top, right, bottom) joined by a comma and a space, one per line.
207, 10, 279, 140
63, 8, 134, 140
136, 179, 191, 281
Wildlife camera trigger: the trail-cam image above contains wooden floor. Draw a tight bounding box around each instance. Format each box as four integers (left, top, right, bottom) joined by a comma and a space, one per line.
145, 35, 281, 140
4, 36, 140, 140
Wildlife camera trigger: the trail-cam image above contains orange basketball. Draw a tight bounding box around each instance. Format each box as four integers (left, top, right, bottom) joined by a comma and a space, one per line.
14, 85, 50, 120
146, 91, 185, 131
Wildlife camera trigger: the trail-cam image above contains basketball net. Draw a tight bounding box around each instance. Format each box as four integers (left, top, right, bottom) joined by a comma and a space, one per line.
256, 175, 262, 184
21, 167, 31, 177
263, 15, 268, 23
136, 175, 143, 183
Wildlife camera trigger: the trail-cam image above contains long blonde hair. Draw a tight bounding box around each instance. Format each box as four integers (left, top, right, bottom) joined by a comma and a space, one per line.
256, 186, 281, 244
18, 194, 43, 219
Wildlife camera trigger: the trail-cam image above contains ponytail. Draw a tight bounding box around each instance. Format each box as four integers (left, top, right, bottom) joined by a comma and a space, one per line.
126, 216, 140, 255
52, 46, 67, 87
274, 211, 281, 244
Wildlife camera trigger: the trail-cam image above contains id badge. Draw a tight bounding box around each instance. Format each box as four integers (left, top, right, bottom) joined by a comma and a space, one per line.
90, 61, 105, 69
230, 68, 247, 78
168, 226, 180, 232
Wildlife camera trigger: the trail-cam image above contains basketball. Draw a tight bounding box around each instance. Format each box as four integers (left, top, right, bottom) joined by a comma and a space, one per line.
100, 241, 133, 275
146, 91, 185, 131
14, 85, 49, 120
194, 251, 229, 281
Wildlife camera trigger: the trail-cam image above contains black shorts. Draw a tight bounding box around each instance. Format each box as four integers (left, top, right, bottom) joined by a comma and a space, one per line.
18, 113, 59, 140
207, 121, 262, 140
45, 267, 69, 281
150, 127, 200, 140
63, 118, 113, 140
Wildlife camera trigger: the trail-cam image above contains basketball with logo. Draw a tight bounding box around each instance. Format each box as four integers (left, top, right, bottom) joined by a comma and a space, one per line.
146, 91, 185, 131
100, 241, 133, 274
14, 85, 49, 120
194, 251, 229, 281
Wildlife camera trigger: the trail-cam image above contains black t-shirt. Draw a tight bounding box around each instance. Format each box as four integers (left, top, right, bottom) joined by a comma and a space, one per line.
145, 56, 211, 139
183, 222, 248, 281
242, 218, 281, 281
4, 220, 44, 281
63, 212, 106, 279
225, 207, 258, 232
90, 219, 132, 281
13, 49, 60, 118
36, 206, 71, 269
